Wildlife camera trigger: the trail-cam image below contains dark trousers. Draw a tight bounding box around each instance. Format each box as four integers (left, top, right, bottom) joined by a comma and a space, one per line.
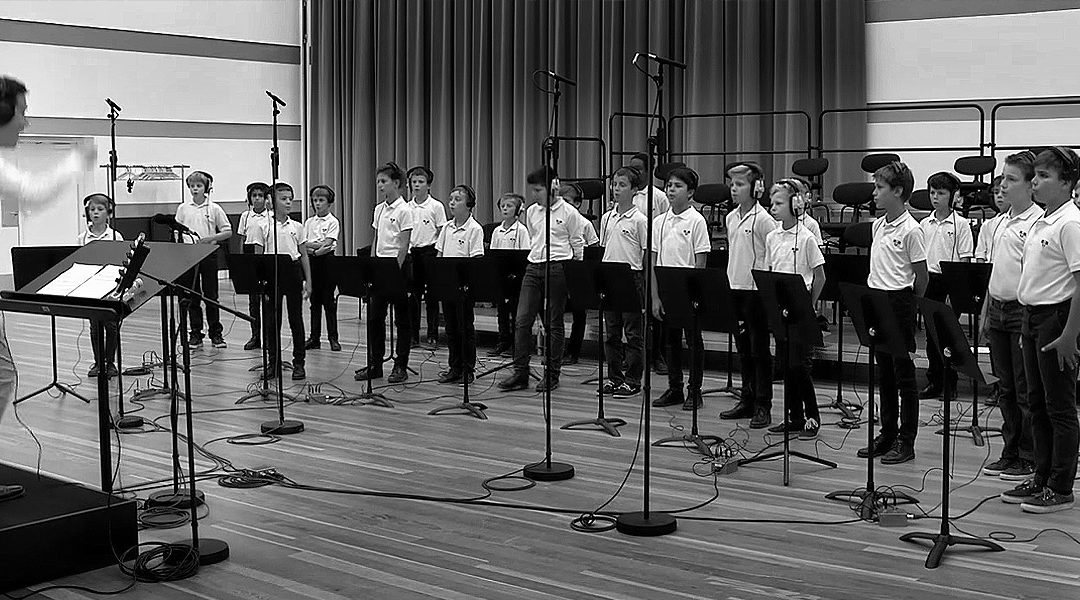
925, 273, 958, 389
513, 262, 568, 378
262, 262, 305, 367
777, 339, 819, 425
409, 245, 439, 341
367, 258, 412, 370
666, 323, 704, 391
877, 289, 919, 444
604, 272, 645, 387
247, 292, 261, 339
89, 320, 119, 367
496, 294, 519, 349
650, 316, 668, 365
188, 254, 222, 339
566, 309, 586, 359
1021, 302, 1079, 495
308, 254, 338, 342
988, 298, 1032, 462
733, 290, 773, 410
443, 300, 476, 373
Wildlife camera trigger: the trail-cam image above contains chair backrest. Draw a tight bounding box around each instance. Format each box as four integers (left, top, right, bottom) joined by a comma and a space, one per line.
482, 221, 498, 243
695, 183, 731, 207
566, 178, 606, 200
861, 153, 901, 174
654, 162, 685, 183
841, 221, 874, 249
832, 182, 875, 207
792, 157, 829, 178
954, 156, 997, 178
908, 188, 932, 211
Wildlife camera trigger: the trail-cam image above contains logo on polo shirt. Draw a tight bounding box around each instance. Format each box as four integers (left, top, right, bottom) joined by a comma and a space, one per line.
620, 228, 634, 239
422, 218, 431, 225
683, 228, 692, 236
892, 238, 903, 249
1019, 230, 1027, 240
1041, 239, 1050, 248
556, 219, 564, 225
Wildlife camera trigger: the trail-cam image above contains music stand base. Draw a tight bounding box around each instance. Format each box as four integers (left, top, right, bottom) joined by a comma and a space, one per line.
739, 450, 838, 470
935, 425, 1001, 447
349, 392, 393, 408
562, 417, 626, 437
899, 532, 1004, 569
820, 396, 861, 420
261, 419, 304, 435
615, 511, 677, 537
429, 402, 488, 420
114, 415, 144, 429
146, 489, 205, 509
653, 433, 722, 458
165, 538, 230, 566
700, 386, 740, 399
825, 488, 920, 520
523, 461, 575, 481
237, 390, 301, 405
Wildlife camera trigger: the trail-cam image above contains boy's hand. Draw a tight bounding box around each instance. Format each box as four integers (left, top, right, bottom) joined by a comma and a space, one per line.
1042, 334, 1079, 372
652, 295, 664, 320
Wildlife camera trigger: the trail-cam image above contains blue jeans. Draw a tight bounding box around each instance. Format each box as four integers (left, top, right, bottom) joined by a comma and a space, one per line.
513, 262, 568, 378
988, 298, 1031, 462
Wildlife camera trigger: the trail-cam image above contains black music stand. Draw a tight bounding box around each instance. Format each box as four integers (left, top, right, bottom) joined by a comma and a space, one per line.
820, 253, 870, 420
228, 253, 302, 432
937, 261, 998, 447
900, 298, 1004, 568
474, 249, 538, 382
741, 270, 837, 483
425, 257, 501, 419
561, 261, 637, 436
335, 255, 406, 407
701, 248, 740, 400
825, 283, 919, 518
652, 266, 731, 457
10, 246, 89, 406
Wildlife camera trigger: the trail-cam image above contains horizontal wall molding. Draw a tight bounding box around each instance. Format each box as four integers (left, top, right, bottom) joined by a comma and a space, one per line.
26, 117, 301, 141
865, 98, 1080, 123
866, 0, 1080, 22
0, 17, 299, 64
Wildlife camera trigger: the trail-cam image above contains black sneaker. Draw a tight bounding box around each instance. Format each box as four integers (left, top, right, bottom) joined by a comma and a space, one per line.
983, 457, 1013, 476
652, 388, 684, 407
768, 420, 803, 434
719, 401, 755, 420
291, 365, 306, 380
105, 363, 119, 378
682, 389, 703, 411
1000, 460, 1036, 482
601, 381, 617, 395
536, 376, 559, 392
329, 339, 342, 352
189, 335, 204, 347
387, 367, 408, 384
880, 439, 915, 465
749, 407, 772, 429
486, 345, 509, 358
353, 366, 383, 381
211, 335, 227, 348
799, 419, 820, 440
498, 373, 529, 391
1001, 479, 1043, 504
88, 364, 101, 378
919, 383, 941, 400
1020, 488, 1074, 514
653, 358, 668, 376
438, 370, 462, 384
857, 435, 893, 459
243, 337, 260, 351
612, 383, 640, 398
304, 338, 321, 350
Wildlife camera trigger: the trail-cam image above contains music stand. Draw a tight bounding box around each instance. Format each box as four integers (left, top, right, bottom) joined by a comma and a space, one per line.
335, 255, 406, 407
900, 298, 1004, 568
741, 270, 837, 483
574, 246, 606, 385
652, 266, 731, 457
474, 249, 537, 382
819, 253, 870, 420
825, 283, 920, 518
425, 256, 501, 419
701, 248, 740, 400
937, 261, 998, 447
560, 261, 638, 436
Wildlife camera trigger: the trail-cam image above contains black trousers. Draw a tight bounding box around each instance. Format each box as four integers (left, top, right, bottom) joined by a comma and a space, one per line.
367, 259, 412, 371
924, 273, 958, 389
262, 262, 305, 367
777, 338, 819, 425
188, 253, 222, 339
1021, 302, 1079, 495
247, 292, 261, 339
513, 262, 568, 378
733, 290, 773, 410
988, 298, 1031, 462
876, 289, 919, 444
308, 254, 338, 342
604, 272, 645, 387
566, 309, 587, 359
496, 294, 519, 349
666, 324, 704, 391
443, 300, 476, 373
409, 245, 439, 341
89, 320, 119, 367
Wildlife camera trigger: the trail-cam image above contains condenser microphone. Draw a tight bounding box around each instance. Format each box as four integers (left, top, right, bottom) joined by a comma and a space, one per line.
539, 70, 577, 87
633, 52, 687, 70
152, 213, 193, 235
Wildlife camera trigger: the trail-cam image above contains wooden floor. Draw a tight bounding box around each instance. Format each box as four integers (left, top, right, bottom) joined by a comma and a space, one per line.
1, 287, 1078, 600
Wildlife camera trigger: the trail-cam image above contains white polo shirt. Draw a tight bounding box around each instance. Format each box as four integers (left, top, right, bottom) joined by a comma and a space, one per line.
303, 213, 340, 254
633, 185, 670, 217
79, 226, 123, 245
986, 203, 1041, 301
765, 222, 825, 290
974, 212, 1004, 262
408, 196, 447, 248
524, 198, 591, 263
921, 210, 974, 274
238, 209, 270, 245
571, 216, 599, 261
653, 205, 711, 268
436, 216, 485, 258
600, 205, 648, 271
1017, 201, 1080, 306
490, 220, 531, 249
372, 197, 416, 258
867, 211, 927, 291
253, 216, 305, 261
725, 202, 777, 290
175, 199, 231, 243
799, 213, 824, 245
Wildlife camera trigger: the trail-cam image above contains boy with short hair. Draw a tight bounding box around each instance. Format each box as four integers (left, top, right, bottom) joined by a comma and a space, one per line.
719, 162, 778, 428
858, 161, 928, 465
303, 185, 341, 351
1002, 147, 1080, 513
436, 185, 485, 383
918, 171, 974, 399
80, 193, 122, 378
252, 183, 311, 381
175, 170, 231, 348
406, 166, 447, 348
237, 181, 270, 350
355, 162, 415, 384
487, 193, 531, 357
651, 166, 711, 411
628, 152, 670, 217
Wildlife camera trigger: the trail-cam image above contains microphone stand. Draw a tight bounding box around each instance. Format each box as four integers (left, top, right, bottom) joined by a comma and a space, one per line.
616, 55, 677, 537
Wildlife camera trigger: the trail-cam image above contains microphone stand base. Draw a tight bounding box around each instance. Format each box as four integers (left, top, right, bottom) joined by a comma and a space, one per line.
146, 488, 205, 509
114, 415, 144, 429
165, 537, 231, 566
523, 460, 574, 482
615, 511, 677, 537
261, 419, 304, 435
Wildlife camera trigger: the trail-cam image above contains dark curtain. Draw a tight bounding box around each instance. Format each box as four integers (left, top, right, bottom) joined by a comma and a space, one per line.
310, 0, 867, 252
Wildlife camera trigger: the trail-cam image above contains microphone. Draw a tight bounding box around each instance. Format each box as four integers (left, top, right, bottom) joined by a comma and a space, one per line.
265, 90, 287, 106
105, 98, 122, 113
539, 70, 577, 87
633, 52, 687, 70
153, 213, 193, 235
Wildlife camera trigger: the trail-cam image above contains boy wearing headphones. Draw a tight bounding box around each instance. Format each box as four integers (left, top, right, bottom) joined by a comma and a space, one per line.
407, 166, 447, 348
860, 161, 928, 465
487, 193, 531, 357
1003, 147, 1080, 513
237, 182, 270, 350
629, 152, 671, 217
918, 172, 974, 399
175, 170, 231, 348
764, 180, 826, 439
80, 193, 123, 378
719, 162, 778, 429
303, 185, 341, 351
436, 185, 484, 383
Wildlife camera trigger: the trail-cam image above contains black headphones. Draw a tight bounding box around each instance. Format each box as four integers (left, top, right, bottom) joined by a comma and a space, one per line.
1047, 146, 1079, 183
83, 193, 115, 222
454, 184, 476, 208
620, 166, 643, 190
407, 165, 434, 185
930, 171, 963, 208
500, 194, 524, 216
189, 170, 213, 193
309, 184, 336, 208
0, 78, 15, 126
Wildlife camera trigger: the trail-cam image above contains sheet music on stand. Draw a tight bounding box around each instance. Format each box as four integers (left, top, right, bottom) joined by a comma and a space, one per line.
37, 263, 122, 299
